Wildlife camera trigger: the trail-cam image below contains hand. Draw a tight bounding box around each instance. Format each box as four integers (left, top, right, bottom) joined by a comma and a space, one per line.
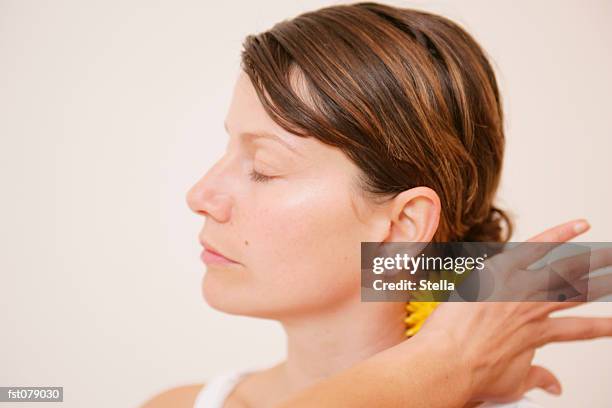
463, 226, 612, 302
412, 219, 612, 403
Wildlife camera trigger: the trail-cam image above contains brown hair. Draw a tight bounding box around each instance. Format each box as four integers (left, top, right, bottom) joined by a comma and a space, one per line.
240, 1, 513, 243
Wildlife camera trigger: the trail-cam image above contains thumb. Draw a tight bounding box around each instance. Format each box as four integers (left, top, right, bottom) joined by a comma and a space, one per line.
522, 365, 562, 396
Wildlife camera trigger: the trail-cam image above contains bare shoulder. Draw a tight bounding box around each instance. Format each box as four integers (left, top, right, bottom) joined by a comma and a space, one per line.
139, 383, 205, 408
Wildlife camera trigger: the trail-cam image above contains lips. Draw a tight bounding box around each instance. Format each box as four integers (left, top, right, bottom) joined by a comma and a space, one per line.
200, 239, 239, 264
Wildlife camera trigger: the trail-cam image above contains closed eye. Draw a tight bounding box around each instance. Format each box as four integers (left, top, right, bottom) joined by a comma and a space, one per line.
249, 169, 275, 183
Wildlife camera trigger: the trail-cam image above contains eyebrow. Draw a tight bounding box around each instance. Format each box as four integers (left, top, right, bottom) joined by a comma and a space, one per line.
224, 120, 303, 157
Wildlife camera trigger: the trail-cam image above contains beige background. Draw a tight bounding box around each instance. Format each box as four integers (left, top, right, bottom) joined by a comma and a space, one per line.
1, 0, 610, 407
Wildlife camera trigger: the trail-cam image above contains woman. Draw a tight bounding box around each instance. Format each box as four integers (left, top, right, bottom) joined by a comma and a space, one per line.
141, 2, 611, 407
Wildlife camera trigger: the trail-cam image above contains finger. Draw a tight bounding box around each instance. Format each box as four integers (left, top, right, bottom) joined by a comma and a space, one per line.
539, 247, 612, 288
582, 274, 612, 301
546, 274, 612, 303
503, 219, 590, 270
529, 300, 586, 318
538, 316, 612, 345
527, 219, 590, 243
521, 365, 562, 396
511, 301, 583, 322
543, 279, 588, 302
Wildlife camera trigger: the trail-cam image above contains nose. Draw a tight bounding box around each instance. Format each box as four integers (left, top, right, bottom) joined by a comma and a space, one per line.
186, 158, 234, 222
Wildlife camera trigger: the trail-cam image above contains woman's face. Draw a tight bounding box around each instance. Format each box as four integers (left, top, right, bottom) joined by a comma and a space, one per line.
186, 71, 383, 320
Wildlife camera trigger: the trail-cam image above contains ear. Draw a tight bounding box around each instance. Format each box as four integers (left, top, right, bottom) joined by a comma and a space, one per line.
385, 186, 441, 243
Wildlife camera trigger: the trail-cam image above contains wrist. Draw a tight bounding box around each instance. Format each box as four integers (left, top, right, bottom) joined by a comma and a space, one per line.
408, 330, 474, 406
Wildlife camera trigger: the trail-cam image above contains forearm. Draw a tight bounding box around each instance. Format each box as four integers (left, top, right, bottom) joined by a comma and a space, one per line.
273, 335, 473, 408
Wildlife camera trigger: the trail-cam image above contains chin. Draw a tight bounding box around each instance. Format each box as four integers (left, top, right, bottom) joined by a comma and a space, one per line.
201, 270, 238, 312
200, 272, 306, 319
201, 271, 269, 317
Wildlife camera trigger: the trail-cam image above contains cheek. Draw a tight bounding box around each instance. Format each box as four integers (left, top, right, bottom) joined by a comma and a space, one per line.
245, 183, 365, 297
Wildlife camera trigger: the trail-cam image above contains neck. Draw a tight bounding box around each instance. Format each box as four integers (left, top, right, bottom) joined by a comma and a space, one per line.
276, 297, 408, 394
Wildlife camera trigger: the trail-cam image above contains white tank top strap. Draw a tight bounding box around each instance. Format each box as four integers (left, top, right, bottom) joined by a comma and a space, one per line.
193, 366, 262, 408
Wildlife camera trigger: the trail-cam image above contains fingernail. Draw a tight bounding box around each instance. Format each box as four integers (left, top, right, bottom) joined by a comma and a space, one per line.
574, 221, 589, 234
545, 384, 561, 395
